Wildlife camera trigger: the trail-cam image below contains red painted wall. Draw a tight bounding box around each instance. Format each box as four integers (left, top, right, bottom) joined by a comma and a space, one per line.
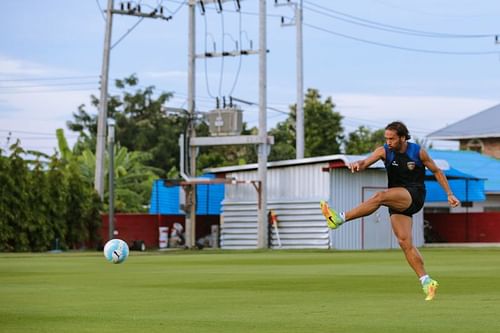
425, 212, 500, 243
100, 214, 220, 248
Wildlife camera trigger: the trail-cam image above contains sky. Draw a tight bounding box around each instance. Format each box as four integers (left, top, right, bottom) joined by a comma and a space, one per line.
2, 0, 500, 156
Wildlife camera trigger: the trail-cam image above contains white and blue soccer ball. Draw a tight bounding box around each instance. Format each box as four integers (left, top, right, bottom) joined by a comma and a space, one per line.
103, 239, 129, 264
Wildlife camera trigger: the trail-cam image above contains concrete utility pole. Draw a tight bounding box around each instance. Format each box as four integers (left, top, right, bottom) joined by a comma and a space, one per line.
95, 0, 114, 198
296, 0, 304, 159
275, 0, 304, 159
257, 0, 268, 248
186, 0, 197, 248
95, 1, 171, 199
108, 120, 115, 241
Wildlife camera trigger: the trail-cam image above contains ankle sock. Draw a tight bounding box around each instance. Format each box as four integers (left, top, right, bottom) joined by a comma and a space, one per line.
419, 275, 430, 285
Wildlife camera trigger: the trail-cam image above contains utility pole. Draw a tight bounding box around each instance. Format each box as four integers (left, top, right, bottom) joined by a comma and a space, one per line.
296, 0, 304, 159
108, 120, 115, 241
257, 0, 268, 248
95, 0, 114, 198
275, 0, 304, 159
95, 1, 171, 199
186, 0, 197, 248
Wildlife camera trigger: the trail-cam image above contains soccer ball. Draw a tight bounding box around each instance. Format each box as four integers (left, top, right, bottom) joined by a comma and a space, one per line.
103, 239, 129, 264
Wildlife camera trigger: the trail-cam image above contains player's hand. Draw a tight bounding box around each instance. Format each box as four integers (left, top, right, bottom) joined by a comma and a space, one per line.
448, 194, 460, 208
348, 162, 361, 173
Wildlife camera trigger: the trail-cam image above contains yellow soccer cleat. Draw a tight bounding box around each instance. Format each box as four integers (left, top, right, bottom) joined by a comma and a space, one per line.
320, 200, 344, 229
423, 279, 439, 301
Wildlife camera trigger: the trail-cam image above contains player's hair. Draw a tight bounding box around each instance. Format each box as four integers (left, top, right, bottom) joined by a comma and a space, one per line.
385, 121, 411, 140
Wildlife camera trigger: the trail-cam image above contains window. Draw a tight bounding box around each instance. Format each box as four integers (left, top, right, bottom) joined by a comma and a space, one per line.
466, 139, 484, 153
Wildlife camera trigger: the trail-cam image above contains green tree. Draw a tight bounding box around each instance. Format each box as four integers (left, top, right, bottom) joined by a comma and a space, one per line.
196, 122, 259, 172
46, 154, 68, 250
27, 154, 53, 251
67, 74, 179, 175
0, 149, 13, 251
344, 126, 385, 155
4, 142, 30, 251
269, 88, 344, 161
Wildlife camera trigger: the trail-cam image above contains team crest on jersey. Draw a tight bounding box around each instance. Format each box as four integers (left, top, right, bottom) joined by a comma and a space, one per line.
407, 161, 416, 170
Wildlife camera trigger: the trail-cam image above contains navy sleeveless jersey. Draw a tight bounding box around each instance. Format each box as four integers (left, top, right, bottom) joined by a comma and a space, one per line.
383, 142, 425, 189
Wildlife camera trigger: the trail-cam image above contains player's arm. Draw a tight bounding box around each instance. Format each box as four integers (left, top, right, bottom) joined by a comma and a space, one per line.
420, 148, 460, 208
348, 146, 385, 173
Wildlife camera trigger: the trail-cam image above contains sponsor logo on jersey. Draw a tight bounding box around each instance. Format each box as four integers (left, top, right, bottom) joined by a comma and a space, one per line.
407, 161, 416, 170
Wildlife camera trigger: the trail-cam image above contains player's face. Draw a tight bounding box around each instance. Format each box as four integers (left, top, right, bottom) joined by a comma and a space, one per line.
384, 129, 405, 151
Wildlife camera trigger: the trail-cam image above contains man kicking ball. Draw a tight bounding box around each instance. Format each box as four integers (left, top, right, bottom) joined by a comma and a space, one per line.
321, 121, 460, 301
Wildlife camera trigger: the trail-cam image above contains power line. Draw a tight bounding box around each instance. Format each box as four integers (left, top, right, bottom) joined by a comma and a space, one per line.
228, 10, 244, 96
303, 1, 497, 39
0, 75, 99, 82
303, 22, 500, 55
0, 81, 98, 90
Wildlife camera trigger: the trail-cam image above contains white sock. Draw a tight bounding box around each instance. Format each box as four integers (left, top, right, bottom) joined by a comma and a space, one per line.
339, 212, 346, 223
419, 275, 430, 285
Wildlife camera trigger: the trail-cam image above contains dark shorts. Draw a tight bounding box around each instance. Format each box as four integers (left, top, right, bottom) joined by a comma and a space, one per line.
388, 186, 426, 217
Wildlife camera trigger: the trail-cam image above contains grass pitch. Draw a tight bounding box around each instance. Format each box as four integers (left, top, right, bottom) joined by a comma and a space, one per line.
1, 248, 500, 333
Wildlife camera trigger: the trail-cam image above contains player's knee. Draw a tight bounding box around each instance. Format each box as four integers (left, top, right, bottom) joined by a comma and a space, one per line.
398, 237, 412, 251
370, 191, 385, 205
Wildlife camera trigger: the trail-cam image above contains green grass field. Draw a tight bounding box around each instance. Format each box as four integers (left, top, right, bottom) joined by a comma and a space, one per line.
1, 248, 500, 333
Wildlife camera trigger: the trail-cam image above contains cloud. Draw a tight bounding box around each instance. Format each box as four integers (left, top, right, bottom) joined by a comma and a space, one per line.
330, 93, 497, 134
0, 55, 52, 76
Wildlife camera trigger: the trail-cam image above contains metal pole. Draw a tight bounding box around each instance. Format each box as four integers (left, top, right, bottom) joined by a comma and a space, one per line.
108, 121, 115, 241
186, 1, 197, 248
295, 0, 304, 159
257, 0, 268, 248
95, 0, 114, 199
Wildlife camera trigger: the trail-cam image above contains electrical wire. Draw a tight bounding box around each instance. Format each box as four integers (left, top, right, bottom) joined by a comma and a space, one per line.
0, 75, 99, 82
218, 10, 225, 97
203, 13, 216, 98
95, 0, 106, 21
228, 9, 243, 97
303, 22, 500, 55
111, 17, 146, 50
303, 0, 496, 39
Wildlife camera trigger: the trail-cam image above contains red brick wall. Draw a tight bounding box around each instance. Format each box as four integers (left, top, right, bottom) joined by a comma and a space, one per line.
425, 212, 500, 242
100, 214, 220, 248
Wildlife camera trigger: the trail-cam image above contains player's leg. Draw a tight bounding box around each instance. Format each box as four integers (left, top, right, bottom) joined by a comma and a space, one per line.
344, 187, 411, 221
391, 213, 439, 300
321, 187, 411, 229
390, 213, 426, 277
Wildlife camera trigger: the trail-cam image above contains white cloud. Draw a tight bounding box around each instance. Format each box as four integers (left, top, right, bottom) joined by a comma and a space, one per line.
331, 93, 497, 133
0, 55, 52, 76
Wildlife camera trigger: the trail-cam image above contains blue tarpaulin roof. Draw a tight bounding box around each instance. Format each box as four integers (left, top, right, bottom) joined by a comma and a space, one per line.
149, 174, 224, 215
428, 150, 500, 194
424, 167, 485, 202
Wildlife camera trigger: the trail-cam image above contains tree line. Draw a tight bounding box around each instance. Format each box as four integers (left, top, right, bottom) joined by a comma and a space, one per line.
0, 142, 101, 252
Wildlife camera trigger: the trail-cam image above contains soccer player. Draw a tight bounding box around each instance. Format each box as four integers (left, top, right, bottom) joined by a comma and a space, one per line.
320, 121, 460, 301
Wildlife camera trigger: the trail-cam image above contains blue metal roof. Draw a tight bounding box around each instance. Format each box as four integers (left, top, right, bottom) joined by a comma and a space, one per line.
424, 166, 486, 202
428, 149, 500, 194
149, 174, 224, 215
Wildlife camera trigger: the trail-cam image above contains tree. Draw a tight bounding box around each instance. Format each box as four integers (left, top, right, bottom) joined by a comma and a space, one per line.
269, 88, 344, 161
3, 142, 31, 251
46, 155, 68, 250
67, 74, 178, 175
344, 126, 385, 155
196, 122, 259, 172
